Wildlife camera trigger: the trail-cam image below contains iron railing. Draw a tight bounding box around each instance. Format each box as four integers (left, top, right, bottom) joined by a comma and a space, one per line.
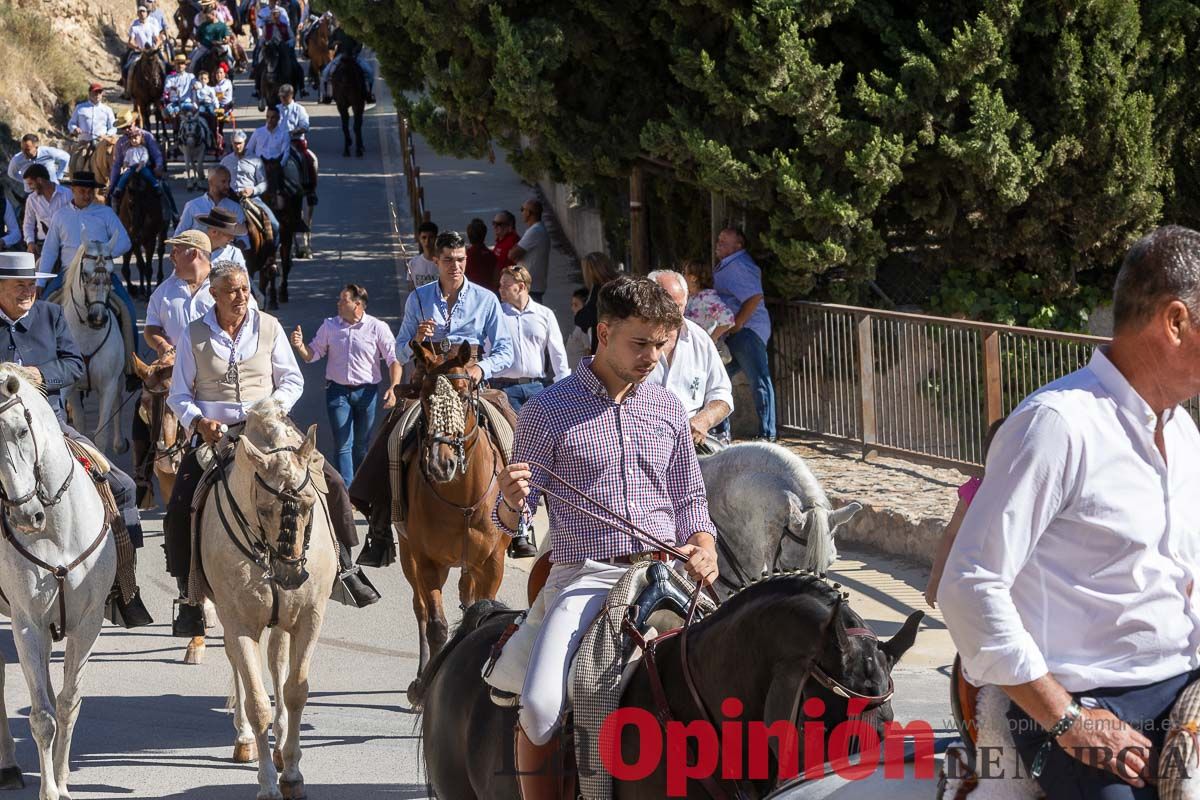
768, 301, 1120, 473
397, 115, 429, 232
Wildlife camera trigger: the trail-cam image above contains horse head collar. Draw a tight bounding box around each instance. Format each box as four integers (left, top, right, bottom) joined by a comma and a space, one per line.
0, 371, 73, 533
412, 340, 479, 484
75, 242, 114, 329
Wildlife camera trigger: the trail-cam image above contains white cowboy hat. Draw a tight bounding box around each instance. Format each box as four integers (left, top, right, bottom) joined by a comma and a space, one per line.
0, 252, 56, 281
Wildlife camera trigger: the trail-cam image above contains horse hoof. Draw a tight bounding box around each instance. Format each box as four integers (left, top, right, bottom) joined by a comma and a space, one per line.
183, 637, 205, 665
0, 766, 23, 789
280, 778, 305, 799
406, 678, 424, 709
342, 148, 350, 158
273, 748, 283, 770
356, 148, 364, 158
232, 740, 257, 763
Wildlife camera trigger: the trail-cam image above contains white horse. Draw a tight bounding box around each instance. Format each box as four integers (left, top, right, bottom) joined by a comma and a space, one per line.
0, 365, 117, 800
59, 242, 127, 457
700, 441, 862, 598
200, 399, 336, 800
178, 108, 209, 191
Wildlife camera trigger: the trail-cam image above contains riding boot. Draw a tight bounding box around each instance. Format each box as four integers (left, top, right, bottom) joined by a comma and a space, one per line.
515, 725, 565, 800
112, 586, 154, 628
355, 527, 395, 568
332, 543, 381, 608
172, 575, 205, 637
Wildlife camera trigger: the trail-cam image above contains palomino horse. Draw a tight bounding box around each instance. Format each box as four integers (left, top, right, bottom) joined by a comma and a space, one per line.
418, 574, 923, 798
59, 242, 128, 457
304, 15, 333, 90
177, 107, 210, 191
127, 49, 166, 144
401, 342, 506, 704
67, 139, 114, 194
330, 57, 366, 158
199, 399, 336, 800
699, 441, 863, 599
131, 355, 183, 510
0, 366, 117, 800
116, 170, 167, 298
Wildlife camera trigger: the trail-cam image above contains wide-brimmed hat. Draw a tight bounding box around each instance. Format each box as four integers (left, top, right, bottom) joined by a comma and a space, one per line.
0, 253, 56, 281
172, 54, 188, 66
165, 229, 212, 252
115, 109, 138, 130
196, 207, 246, 236
64, 170, 103, 189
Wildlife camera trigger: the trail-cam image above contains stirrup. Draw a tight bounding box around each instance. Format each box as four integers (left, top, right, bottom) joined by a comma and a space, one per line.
490, 687, 520, 708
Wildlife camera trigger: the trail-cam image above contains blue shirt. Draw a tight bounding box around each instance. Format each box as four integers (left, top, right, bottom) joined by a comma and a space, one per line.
0, 302, 83, 422
713, 249, 771, 343
394, 279, 513, 380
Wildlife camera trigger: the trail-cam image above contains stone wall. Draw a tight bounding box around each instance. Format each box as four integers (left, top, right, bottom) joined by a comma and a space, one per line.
537, 179, 609, 259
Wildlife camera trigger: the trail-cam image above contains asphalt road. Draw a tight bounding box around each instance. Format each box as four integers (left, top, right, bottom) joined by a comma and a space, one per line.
0, 62, 952, 799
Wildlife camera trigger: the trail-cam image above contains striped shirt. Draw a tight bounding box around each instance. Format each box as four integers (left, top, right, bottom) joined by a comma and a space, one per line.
492, 357, 714, 564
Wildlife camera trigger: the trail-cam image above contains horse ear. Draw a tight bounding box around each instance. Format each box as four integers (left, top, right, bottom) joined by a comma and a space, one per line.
828, 501, 862, 531
410, 339, 432, 367
297, 424, 319, 465
236, 435, 271, 474
132, 354, 153, 382
880, 610, 924, 668
831, 597, 852, 654
455, 341, 473, 365
1, 375, 18, 398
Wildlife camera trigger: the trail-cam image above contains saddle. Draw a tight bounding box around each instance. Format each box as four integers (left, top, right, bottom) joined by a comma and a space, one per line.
239, 197, 274, 244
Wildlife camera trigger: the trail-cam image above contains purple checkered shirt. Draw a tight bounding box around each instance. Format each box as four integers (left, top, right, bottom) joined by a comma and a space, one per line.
491, 357, 715, 564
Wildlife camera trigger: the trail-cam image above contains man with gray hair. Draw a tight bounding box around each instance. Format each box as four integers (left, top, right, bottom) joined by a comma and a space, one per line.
940, 225, 1200, 797
647, 269, 733, 453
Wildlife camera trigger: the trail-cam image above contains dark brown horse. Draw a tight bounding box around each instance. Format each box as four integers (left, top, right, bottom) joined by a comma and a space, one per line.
174, 3, 196, 54
304, 15, 333, 90
128, 49, 167, 145
417, 574, 924, 799
400, 342, 507, 706
239, 197, 279, 308
117, 170, 166, 298
262, 150, 308, 304
330, 56, 366, 157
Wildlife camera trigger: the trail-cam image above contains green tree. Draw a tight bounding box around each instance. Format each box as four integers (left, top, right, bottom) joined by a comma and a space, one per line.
328, 0, 1194, 328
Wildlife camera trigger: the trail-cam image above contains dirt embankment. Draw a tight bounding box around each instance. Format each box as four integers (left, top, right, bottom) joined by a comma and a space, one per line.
0, 0, 179, 171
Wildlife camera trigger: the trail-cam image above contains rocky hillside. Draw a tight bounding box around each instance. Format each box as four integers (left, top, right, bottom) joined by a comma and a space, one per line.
0, 0, 179, 173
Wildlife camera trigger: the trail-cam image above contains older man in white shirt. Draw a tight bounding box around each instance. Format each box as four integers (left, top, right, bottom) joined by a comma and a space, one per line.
67, 84, 118, 143
176, 165, 248, 247
648, 269, 733, 451
939, 225, 1200, 798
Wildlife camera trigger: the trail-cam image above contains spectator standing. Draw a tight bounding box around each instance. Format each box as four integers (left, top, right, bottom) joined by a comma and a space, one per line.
465, 217, 498, 292
493, 265, 570, 412
509, 198, 550, 302
574, 250, 621, 355
7, 134, 70, 193
491, 209, 519, 269
565, 287, 590, 368
291, 284, 401, 484
408, 220, 440, 289
681, 258, 734, 362
713, 227, 776, 442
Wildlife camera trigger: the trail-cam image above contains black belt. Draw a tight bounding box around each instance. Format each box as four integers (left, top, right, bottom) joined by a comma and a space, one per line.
489, 376, 544, 389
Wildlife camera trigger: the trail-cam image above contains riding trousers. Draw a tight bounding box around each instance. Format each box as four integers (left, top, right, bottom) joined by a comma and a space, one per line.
483, 559, 627, 746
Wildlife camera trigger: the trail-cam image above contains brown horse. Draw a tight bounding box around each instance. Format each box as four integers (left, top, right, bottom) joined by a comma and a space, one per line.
239, 197, 279, 307
68, 138, 114, 192
174, 3, 196, 54
330, 56, 366, 157
128, 49, 167, 144
116, 170, 166, 298
401, 342, 507, 704
131, 355, 183, 510
304, 15, 333, 90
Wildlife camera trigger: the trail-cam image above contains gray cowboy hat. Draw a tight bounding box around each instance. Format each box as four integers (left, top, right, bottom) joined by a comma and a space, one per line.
64, 170, 104, 189
196, 206, 247, 236
0, 253, 56, 281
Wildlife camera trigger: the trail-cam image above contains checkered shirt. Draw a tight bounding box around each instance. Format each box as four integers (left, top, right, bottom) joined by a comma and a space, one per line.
491, 357, 714, 563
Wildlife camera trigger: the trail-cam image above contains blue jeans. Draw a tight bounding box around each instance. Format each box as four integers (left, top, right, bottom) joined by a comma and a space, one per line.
115, 165, 159, 192
501, 380, 546, 413
326, 382, 378, 485
719, 328, 776, 440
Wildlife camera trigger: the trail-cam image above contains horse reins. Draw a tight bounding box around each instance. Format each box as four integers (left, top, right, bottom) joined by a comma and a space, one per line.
0, 393, 110, 642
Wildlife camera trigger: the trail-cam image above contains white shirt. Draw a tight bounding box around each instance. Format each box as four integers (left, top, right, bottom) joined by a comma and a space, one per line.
940, 348, 1200, 692
211, 243, 246, 269
39, 202, 131, 277
220, 152, 266, 197
169, 306, 303, 430
7, 146, 71, 191
277, 100, 309, 133
129, 19, 159, 48
67, 101, 117, 142
407, 253, 438, 288
146, 272, 259, 345
246, 124, 290, 162
23, 185, 72, 244
648, 318, 733, 418
494, 298, 570, 381
122, 144, 150, 170
213, 78, 234, 108
164, 71, 193, 102
176, 194, 248, 247
515, 221, 551, 293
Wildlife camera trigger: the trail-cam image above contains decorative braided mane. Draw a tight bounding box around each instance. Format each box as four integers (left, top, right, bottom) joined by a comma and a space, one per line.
427, 375, 466, 436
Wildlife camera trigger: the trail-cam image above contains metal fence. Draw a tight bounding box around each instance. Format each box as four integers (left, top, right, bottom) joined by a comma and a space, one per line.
397, 115, 429, 232
768, 301, 1116, 473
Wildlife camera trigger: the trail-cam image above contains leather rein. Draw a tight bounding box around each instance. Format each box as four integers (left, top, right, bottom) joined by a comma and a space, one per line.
525, 460, 893, 800
0, 394, 109, 642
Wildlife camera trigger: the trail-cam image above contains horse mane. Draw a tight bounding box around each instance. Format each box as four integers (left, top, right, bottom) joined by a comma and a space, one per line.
0, 363, 46, 396
712, 569, 848, 618
702, 442, 832, 510
244, 397, 297, 449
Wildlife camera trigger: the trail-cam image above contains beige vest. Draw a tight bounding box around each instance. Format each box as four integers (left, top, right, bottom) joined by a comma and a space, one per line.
189, 311, 282, 406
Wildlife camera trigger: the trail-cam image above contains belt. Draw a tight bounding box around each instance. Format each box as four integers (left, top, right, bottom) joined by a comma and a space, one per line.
489, 376, 544, 388
601, 550, 670, 566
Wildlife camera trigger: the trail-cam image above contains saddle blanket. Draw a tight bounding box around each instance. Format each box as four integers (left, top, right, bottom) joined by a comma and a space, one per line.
63, 436, 137, 605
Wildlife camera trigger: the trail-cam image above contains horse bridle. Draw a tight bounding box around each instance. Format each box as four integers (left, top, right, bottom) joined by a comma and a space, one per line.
420, 371, 479, 480
72, 254, 113, 331
143, 384, 185, 466
0, 394, 74, 509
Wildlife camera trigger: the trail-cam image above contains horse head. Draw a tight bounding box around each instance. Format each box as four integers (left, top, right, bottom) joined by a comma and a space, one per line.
238, 399, 322, 589
0, 366, 55, 533
784, 499, 863, 573
133, 355, 182, 473
71, 240, 116, 329
412, 340, 480, 483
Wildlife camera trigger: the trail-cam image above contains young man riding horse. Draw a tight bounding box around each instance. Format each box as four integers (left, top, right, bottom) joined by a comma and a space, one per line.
940, 225, 1200, 798
486, 276, 719, 800
0, 252, 153, 627
163, 258, 380, 636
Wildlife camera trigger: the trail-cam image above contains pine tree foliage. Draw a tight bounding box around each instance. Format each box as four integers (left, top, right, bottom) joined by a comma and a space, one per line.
327, 0, 1200, 327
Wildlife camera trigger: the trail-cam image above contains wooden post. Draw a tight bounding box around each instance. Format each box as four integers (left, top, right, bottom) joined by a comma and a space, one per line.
629, 164, 648, 275
857, 314, 877, 460
983, 331, 1003, 425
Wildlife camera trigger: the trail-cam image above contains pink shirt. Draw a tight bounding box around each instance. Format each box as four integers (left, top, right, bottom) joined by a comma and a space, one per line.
958, 475, 982, 506
307, 313, 397, 386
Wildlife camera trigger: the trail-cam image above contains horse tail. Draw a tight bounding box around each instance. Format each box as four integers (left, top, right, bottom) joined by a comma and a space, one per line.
408, 598, 513, 707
